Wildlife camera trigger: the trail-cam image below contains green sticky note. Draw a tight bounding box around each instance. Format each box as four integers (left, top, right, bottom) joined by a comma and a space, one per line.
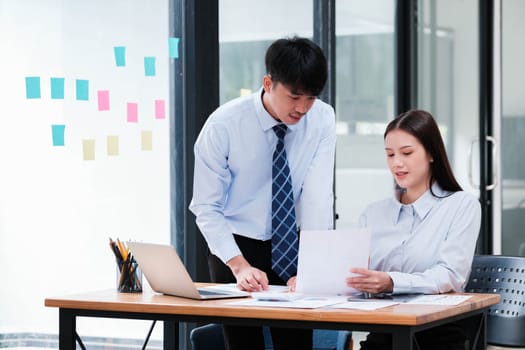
144, 57, 156, 76
76, 79, 89, 101
51, 77, 65, 99
168, 37, 180, 58
25, 76, 41, 99
114, 46, 126, 67
51, 124, 65, 146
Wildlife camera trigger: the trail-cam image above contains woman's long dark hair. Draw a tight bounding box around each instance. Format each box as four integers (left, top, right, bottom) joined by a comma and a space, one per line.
384, 109, 462, 196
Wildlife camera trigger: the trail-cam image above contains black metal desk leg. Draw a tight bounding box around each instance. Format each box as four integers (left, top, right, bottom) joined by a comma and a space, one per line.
58, 309, 76, 350
475, 312, 487, 350
163, 319, 178, 350
392, 328, 413, 350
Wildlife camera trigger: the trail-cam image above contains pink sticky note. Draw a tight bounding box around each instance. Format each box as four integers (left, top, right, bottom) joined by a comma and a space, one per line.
155, 99, 166, 119
98, 90, 110, 111
127, 102, 138, 123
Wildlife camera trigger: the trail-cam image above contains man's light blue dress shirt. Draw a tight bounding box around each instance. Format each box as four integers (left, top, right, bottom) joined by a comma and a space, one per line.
190, 89, 336, 264
359, 183, 481, 294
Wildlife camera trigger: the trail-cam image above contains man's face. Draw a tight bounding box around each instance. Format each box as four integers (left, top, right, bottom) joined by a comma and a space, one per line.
262, 75, 316, 125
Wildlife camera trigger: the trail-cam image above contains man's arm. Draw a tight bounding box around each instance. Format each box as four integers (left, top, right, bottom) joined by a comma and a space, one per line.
189, 122, 269, 291
189, 122, 241, 262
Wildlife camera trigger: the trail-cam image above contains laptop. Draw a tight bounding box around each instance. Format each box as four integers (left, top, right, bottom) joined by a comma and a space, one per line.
126, 241, 249, 300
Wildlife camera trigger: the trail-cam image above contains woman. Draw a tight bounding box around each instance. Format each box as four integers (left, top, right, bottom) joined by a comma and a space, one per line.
346, 109, 481, 350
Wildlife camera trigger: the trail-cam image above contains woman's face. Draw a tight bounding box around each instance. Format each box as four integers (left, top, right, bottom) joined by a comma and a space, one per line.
384, 129, 433, 199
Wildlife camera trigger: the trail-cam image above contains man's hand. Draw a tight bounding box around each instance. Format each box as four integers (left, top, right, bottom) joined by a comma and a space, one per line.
227, 255, 269, 292
286, 276, 297, 292
345, 267, 393, 295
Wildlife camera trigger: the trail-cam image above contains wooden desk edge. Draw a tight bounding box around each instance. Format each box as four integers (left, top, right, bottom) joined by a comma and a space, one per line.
44, 290, 500, 327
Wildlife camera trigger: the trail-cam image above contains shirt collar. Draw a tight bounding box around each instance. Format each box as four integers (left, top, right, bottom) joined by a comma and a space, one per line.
253, 87, 300, 133
392, 182, 449, 223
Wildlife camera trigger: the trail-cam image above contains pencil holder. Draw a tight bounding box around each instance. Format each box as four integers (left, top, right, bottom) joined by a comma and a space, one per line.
116, 257, 143, 293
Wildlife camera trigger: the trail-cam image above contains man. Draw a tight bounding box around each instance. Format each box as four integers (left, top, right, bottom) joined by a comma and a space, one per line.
189, 36, 336, 350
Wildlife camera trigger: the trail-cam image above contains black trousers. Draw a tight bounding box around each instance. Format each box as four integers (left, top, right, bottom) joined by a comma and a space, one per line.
207, 234, 312, 350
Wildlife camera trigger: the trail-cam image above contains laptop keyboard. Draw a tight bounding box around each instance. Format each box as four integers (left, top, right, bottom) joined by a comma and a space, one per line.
198, 289, 227, 296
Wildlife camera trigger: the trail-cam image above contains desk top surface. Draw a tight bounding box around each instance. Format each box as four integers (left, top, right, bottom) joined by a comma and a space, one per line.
45, 287, 500, 326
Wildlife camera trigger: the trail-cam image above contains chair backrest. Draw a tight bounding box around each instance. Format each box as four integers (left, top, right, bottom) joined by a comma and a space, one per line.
465, 255, 525, 347
190, 323, 225, 350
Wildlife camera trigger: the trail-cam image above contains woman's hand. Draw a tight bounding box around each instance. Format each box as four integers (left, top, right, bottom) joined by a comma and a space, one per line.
346, 268, 393, 294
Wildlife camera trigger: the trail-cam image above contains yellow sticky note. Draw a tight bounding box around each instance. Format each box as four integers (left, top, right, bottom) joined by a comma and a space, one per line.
240, 88, 252, 97
82, 139, 95, 160
141, 130, 152, 151
107, 135, 119, 156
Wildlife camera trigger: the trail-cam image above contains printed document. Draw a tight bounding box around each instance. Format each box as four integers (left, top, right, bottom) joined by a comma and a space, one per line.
296, 229, 371, 295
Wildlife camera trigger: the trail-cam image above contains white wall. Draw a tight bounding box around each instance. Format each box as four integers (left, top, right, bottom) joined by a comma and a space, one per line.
0, 0, 170, 339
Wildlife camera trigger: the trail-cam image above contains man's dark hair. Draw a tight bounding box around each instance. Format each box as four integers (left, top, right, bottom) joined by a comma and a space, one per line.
265, 36, 327, 96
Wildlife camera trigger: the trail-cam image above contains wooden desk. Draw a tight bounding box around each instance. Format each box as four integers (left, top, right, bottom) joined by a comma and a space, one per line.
45, 289, 500, 350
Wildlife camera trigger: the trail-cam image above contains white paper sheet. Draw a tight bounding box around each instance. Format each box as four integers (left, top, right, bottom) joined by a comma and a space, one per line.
199, 284, 287, 294
228, 296, 348, 309
329, 300, 399, 310
296, 229, 371, 295
405, 295, 472, 305
251, 291, 304, 302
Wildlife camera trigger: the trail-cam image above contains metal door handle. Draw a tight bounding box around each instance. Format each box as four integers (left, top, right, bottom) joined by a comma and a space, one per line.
485, 136, 498, 191
468, 136, 498, 190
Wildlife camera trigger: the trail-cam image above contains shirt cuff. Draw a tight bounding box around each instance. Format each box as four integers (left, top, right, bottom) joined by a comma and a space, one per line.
389, 271, 412, 294
212, 235, 242, 264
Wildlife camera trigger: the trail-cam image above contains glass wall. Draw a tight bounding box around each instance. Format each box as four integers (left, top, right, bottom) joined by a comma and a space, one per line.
417, 0, 480, 198
219, 0, 313, 103
501, 0, 525, 256
334, 0, 396, 228
0, 0, 170, 346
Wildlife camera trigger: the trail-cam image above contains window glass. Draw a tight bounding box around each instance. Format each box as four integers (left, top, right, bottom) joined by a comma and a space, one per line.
335, 0, 396, 228
501, 0, 525, 256
417, 0, 479, 196
219, 0, 313, 103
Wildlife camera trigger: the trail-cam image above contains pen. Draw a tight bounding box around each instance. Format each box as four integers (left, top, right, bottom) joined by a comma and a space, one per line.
347, 297, 375, 302
109, 238, 124, 265
116, 238, 128, 262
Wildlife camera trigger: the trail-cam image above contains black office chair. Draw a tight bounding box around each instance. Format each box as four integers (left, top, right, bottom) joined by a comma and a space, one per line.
465, 255, 525, 348
190, 323, 225, 350
189, 323, 352, 350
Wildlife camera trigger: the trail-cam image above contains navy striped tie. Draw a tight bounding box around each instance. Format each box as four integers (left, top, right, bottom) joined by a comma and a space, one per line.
271, 124, 298, 281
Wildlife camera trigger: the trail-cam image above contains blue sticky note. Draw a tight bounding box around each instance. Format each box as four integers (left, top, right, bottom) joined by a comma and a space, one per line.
168, 37, 180, 58
144, 57, 156, 76
51, 124, 65, 146
114, 46, 126, 67
76, 79, 89, 101
50, 77, 65, 99
25, 76, 41, 99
